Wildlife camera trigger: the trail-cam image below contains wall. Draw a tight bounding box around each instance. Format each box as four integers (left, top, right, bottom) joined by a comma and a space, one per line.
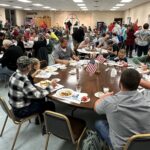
124, 2, 150, 26
16, 10, 26, 26
0, 7, 6, 24
26, 11, 124, 28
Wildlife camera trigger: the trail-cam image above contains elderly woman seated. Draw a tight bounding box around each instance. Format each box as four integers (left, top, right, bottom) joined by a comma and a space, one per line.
78, 37, 90, 49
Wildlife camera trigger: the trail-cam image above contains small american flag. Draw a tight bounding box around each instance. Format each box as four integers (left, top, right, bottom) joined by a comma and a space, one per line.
96, 55, 106, 63
86, 59, 97, 75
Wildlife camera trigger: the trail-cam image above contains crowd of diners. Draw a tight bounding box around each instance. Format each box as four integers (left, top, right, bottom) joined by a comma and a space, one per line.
0, 21, 150, 150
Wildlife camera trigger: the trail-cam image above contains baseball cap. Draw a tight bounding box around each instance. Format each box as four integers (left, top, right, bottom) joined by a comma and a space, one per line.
17, 56, 31, 69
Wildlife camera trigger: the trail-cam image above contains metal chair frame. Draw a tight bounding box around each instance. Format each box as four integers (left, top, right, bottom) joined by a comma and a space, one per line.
44, 111, 87, 150
0, 97, 41, 150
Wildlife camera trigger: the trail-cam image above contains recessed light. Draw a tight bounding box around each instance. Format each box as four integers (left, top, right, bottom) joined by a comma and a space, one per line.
32, 3, 43, 7
77, 3, 85, 6
0, 4, 10, 6
13, 6, 22, 9
121, 0, 132, 3
116, 3, 125, 6
18, 0, 32, 3
73, 0, 83, 3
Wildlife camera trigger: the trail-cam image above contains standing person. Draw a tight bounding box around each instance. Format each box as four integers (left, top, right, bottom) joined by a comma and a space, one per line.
94, 69, 150, 150
8, 56, 56, 128
126, 25, 135, 58
134, 23, 150, 56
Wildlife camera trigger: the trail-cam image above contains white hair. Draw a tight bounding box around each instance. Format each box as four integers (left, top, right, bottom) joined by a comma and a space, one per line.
3, 39, 13, 47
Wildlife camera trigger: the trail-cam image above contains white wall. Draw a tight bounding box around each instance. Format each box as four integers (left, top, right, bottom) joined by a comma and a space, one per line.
0, 7, 6, 25
124, 2, 150, 26
16, 10, 26, 26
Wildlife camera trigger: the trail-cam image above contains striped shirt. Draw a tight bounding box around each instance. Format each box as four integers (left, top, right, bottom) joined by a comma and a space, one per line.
8, 70, 51, 108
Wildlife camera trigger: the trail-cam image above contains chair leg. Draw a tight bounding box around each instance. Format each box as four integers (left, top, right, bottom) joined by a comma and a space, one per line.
76, 127, 87, 150
45, 133, 50, 150
11, 124, 22, 150
29, 119, 31, 123
0, 115, 8, 137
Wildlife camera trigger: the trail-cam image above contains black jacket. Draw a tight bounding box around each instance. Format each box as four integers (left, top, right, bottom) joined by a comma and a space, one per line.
0, 45, 23, 71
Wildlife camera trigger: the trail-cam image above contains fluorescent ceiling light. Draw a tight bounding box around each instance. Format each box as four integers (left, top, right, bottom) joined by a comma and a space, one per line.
73, 0, 83, 3
32, 3, 43, 7
18, 0, 32, 3
112, 6, 120, 9
116, 3, 125, 6
121, 0, 132, 3
77, 3, 85, 6
110, 9, 116, 11
0, 4, 10, 6
50, 8, 56, 10
13, 6, 22, 9
24, 8, 32, 10
43, 6, 51, 9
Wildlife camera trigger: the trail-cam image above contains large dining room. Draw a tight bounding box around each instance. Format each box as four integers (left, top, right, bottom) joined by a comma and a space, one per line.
0, 0, 150, 150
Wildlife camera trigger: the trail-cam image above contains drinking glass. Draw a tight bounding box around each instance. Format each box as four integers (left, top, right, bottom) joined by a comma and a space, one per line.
76, 84, 81, 93
103, 87, 109, 93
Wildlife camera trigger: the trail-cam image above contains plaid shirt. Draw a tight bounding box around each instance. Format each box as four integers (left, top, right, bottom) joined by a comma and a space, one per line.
8, 70, 51, 108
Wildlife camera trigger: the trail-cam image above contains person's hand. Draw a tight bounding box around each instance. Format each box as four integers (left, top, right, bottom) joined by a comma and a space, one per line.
62, 60, 69, 65
51, 79, 57, 89
98, 91, 114, 100
141, 64, 148, 71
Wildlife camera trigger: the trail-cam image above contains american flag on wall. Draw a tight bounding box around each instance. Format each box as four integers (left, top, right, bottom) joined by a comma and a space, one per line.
96, 55, 106, 63
86, 59, 97, 76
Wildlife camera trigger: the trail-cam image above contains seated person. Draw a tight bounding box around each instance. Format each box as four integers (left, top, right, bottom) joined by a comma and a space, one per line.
78, 37, 90, 49
97, 33, 110, 48
94, 69, 150, 150
28, 58, 41, 84
106, 39, 119, 59
8, 56, 56, 124
133, 48, 150, 70
0, 39, 23, 76
113, 49, 128, 63
52, 37, 79, 65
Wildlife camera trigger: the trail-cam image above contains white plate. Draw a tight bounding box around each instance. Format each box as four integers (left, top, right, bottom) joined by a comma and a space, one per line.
69, 69, 76, 75
94, 91, 104, 98
35, 80, 51, 89
52, 78, 61, 82
52, 72, 59, 75
45, 66, 57, 72
56, 88, 74, 98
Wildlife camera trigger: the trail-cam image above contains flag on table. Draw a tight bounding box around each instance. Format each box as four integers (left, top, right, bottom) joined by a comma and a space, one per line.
86, 59, 97, 75
96, 55, 106, 63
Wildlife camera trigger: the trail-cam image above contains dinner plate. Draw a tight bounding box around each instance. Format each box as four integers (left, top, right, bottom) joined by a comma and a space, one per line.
35, 80, 51, 89
52, 78, 61, 82
45, 66, 57, 72
52, 72, 59, 75
94, 91, 104, 98
69, 69, 76, 75
56, 88, 74, 98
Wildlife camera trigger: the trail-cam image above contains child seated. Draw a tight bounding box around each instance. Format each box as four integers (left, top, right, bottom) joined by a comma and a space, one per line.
113, 49, 128, 67
114, 49, 128, 62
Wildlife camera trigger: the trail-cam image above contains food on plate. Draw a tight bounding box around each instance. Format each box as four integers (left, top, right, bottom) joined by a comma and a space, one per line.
59, 90, 72, 97
81, 96, 89, 102
40, 80, 50, 87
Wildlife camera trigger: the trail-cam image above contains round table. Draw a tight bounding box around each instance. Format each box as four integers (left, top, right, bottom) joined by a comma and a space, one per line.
34, 64, 122, 109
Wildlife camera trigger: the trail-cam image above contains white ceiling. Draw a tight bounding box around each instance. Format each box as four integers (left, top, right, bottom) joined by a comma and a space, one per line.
0, 0, 149, 11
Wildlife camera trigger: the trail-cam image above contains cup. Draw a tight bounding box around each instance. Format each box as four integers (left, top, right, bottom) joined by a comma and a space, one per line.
76, 84, 81, 93
103, 87, 109, 93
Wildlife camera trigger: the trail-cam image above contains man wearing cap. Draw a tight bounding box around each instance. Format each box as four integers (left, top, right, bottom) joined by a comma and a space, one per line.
8, 56, 55, 121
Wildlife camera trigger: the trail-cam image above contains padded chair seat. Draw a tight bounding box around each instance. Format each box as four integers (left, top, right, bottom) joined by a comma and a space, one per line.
67, 116, 86, 140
